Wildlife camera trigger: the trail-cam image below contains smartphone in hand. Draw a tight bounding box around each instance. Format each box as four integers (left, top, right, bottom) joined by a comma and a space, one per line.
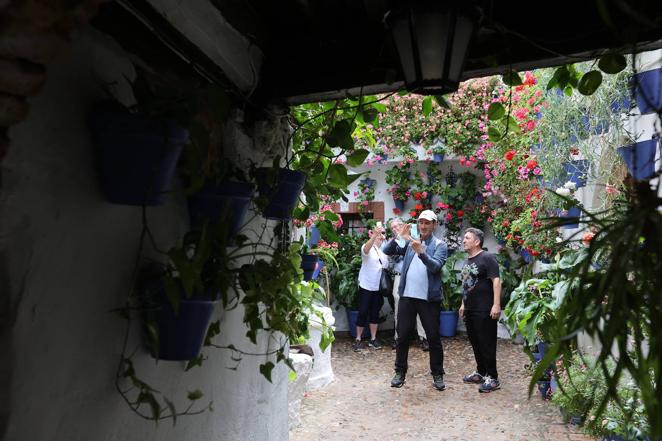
410, 224, 419, 239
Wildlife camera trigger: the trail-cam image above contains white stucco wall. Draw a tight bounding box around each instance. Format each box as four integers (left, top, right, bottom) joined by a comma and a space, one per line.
1, 28, 288, 441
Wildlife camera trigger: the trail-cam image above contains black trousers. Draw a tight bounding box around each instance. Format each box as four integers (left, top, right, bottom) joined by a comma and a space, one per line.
356, 287, 383, 327
465, 309, 498, 379
394, 297, 444, 376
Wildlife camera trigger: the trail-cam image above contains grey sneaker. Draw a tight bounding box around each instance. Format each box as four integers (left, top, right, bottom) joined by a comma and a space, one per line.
391, 371, 406, 388
463, 371, 484, 384
478, 376, 500, 393
351, 340, 363, 352
368, 339, 383, 349
432, 374, 446, 391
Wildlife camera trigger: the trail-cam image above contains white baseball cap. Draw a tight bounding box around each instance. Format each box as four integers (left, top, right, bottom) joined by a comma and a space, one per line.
418, 210, 438, 222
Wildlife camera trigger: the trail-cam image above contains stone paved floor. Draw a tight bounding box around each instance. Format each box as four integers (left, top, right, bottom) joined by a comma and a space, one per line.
290, 336, 593, 441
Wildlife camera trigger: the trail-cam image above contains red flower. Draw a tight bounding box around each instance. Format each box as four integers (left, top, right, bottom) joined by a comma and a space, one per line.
531, 250, 540, 257
445, 213, 453, 221
414, 192, 422, 201
526, 160, 537, 170
502, 220, 510, 227
504, 150, 516, 161
393, 208, 401, 215
457, 210, 465, 217
415, 204, 424, 210
410, 211, 418, 218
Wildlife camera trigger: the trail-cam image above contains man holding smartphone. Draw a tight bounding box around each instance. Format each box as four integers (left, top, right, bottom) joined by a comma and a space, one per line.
382, 210, 448, 390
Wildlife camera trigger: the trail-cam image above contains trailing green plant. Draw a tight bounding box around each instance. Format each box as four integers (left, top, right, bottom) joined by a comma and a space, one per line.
551, 352, 611, 422
536, 179, 662, 438
329, 232, 368, 311
440, 250, 467, 311
289, 95, 389, 217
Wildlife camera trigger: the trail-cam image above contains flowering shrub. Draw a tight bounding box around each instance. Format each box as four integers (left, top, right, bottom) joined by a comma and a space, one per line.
356, 177, 376, 208
384, 162, 413, 202
436, 78, 496, 157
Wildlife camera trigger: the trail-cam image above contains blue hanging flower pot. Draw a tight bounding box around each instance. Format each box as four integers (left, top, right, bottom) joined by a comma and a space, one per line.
617, 139, 659, 181
631, 68, 662, 114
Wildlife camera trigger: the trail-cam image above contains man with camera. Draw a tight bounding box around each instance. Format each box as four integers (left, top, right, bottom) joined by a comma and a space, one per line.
382, 210, 448, 390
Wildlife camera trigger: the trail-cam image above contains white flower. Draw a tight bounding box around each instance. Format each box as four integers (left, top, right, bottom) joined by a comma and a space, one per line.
563, 181, 577, 191
555, 187, 571, 197
555, 237, 563, 243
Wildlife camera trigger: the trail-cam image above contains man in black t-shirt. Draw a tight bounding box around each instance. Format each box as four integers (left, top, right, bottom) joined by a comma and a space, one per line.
459, 227, 502, 393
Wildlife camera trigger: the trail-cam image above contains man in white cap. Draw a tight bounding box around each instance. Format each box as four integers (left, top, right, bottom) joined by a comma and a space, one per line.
383, 209, 448, 390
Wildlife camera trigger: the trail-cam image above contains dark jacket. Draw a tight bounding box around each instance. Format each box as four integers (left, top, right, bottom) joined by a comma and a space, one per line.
382, 234, 448, 302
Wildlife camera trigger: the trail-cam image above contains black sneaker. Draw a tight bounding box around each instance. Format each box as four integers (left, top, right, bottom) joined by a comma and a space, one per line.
432, 374, 446, 391
391, 371, 406, 388
463, 371, 484, 384
368, 339, 383, 349
351, 340, 363, 352
420, 338, 429, 352
478, 376, 500, 393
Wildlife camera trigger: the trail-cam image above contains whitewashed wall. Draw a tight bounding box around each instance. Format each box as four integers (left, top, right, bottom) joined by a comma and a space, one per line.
1, 27, 288, 441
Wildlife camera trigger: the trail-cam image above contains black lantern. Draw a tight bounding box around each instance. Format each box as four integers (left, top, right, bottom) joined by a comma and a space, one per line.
446, 165, 457, 187
385, 3, 478, 95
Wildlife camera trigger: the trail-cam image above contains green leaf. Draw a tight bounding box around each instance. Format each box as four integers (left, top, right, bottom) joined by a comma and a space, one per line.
502, 71, 523, 86
502, 116, 521, 134
327, 164, 348, 187
577, 70, 602, 95
259, 362, 275, 383
346, 149, 370, 167
433, 95, 451, 109
487, 127, 501, 141
326, 120, 354, 149
422, 96, 433, 117
487, 102, 506, 121
187, 389, 204, 401
598, 54, 626, 74
372, 103, 387, 113
185, 354, 205, 371
361, 108, 379, 123
288, 370, 298, 382
163, 397, 177, 425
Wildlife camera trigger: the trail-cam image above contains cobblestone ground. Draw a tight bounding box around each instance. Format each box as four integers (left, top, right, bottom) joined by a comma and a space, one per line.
290, 336, 593, 441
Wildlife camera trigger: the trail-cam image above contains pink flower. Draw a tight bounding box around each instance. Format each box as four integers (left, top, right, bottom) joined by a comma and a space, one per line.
605, 184, 618, 194
533, 167, 542, 175
421, 191, 428, 198
361, 201, 369, 206
353, 191, 359, 197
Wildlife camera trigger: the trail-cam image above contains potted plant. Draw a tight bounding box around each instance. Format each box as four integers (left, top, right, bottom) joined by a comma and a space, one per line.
385, 162, 413, 210
89, 77, 190, 206
429, 139, 447, 163
439, 250, 467, 337
253, 161, 307, 221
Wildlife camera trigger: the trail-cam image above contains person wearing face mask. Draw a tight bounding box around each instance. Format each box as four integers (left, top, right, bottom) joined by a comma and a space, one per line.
352, 225, 389, 352
383, 218, 428, 351
383, 210, 448, 391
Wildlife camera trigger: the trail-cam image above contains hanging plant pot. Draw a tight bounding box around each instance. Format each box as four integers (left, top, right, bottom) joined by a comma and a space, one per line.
142, 282, 219, 361
393, 198, 406, 211
187, 181, 255, 242
255, 168, 306, 220
617, 139, 659, 181
300, 254, 319, 281
154, 297, 218, 361
631, 68, 662, 114
439, 310, 458, 337
89, 102, 188, 206
307, 225, 321, 247
432, 153, 445, 163
562, 159, 590, 188
359, 177, 376, 188
346, 310, 371, 339
559, 206, 581, 229
520, 249, 534, 264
